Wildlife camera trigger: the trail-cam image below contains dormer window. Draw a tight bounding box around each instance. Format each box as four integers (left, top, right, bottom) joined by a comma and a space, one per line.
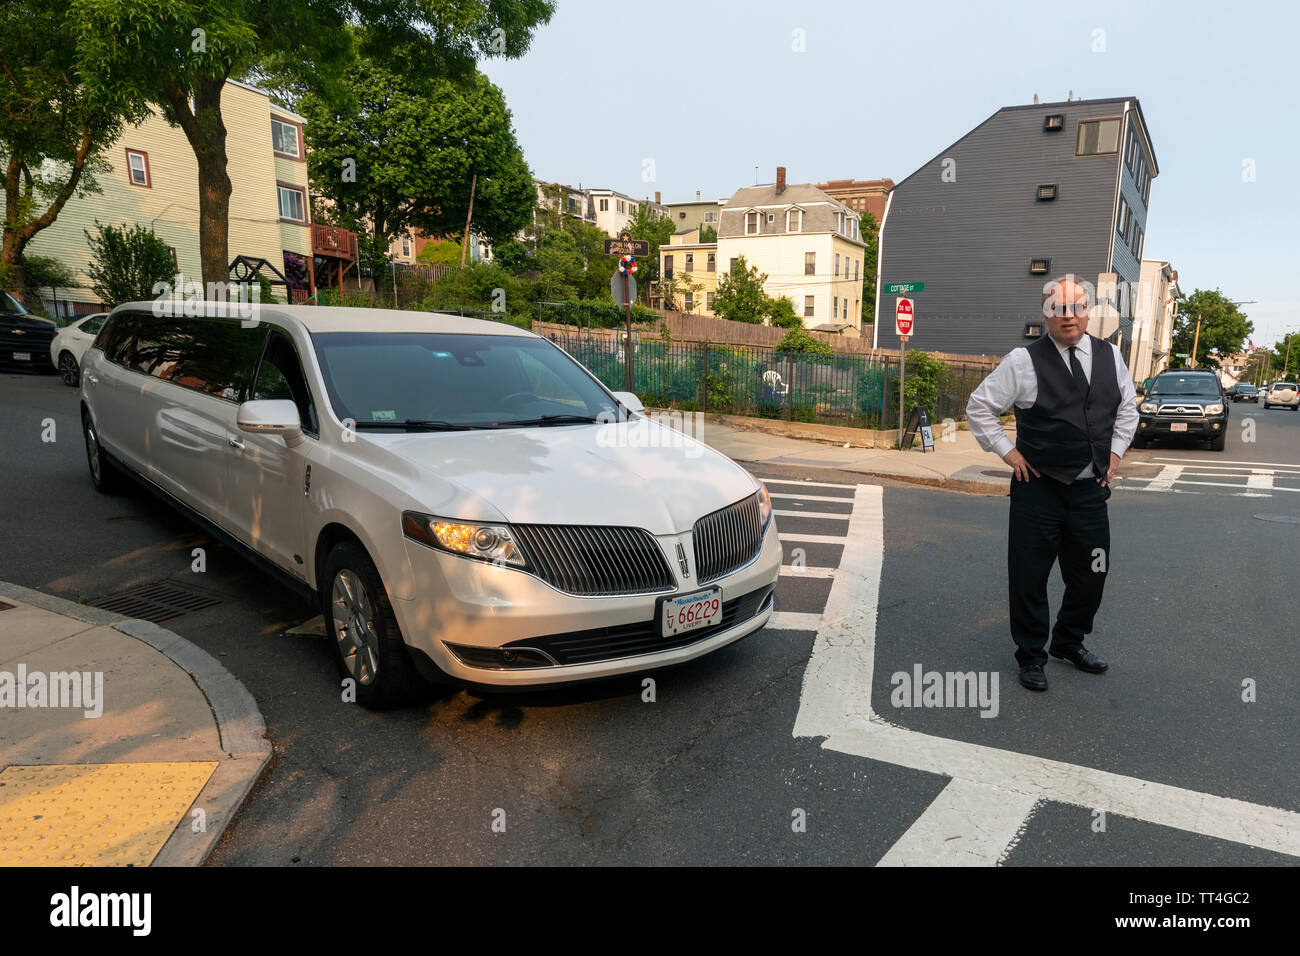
786, 208, 803, 232
745, 211, 760, 235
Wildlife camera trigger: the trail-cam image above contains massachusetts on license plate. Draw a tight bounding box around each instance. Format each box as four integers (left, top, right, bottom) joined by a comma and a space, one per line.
1170, 422, 1188, 432
662, 587, 721, 637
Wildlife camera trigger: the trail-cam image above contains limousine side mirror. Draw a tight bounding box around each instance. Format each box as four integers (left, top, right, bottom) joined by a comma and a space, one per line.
611, 391, 644, 417
237, 399, 304, 447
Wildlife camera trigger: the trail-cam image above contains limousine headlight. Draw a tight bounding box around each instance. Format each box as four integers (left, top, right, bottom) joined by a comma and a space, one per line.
757, 485, 773, 529
402, 512, 529, 568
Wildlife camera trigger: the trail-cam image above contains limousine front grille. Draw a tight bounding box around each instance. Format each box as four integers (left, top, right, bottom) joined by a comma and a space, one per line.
693, 493, 765, 585
512, 524, 675, 597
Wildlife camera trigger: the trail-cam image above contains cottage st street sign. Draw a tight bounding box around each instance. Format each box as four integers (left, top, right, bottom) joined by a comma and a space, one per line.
885, 281, 925, 295
603, 231, 650, 257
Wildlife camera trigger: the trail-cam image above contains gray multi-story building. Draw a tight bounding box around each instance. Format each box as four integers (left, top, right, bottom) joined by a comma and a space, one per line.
875, 96, 1158, 360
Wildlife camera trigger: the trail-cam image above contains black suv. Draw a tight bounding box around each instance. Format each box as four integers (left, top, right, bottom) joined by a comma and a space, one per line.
0, 290, 58, 373
1133, 370, 1228, 451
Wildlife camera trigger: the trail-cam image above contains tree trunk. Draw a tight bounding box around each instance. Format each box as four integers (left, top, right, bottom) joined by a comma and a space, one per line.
3, 141, 92, 301
165, 78, 231, 291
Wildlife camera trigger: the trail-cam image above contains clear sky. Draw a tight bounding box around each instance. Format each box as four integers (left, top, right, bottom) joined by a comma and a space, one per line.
482, 0, 1300, 346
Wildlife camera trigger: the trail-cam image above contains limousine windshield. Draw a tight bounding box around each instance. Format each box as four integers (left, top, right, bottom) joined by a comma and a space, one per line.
310, 331, 623, 430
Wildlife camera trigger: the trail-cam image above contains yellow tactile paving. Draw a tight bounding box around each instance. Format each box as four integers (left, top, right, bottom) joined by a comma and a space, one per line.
0, 762, 218, 866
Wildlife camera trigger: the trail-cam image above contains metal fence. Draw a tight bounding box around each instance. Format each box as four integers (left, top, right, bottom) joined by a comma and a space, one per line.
540, 330, 991, 429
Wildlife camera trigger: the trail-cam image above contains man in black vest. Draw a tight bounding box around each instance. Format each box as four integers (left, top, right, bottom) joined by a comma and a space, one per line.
966, 276, 1139, 691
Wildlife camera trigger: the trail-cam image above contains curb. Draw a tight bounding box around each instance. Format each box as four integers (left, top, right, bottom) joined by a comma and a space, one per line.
837, 470, 1010, 496
0, 580, 271, 866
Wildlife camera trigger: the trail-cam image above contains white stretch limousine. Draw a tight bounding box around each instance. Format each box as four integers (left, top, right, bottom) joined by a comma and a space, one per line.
79, 304, 781, 707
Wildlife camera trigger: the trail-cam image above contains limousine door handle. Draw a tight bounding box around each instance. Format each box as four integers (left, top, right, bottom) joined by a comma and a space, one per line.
83, 372, 98, 386
228, 438, 245, 451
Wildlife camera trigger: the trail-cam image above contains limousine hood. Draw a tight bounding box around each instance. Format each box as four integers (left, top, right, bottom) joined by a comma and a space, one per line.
373, 420, 756, 535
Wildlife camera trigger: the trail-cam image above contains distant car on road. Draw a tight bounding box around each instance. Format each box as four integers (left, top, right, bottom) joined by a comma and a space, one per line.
0, 291, 58, 374
49, 312, 110, 386
1263, 382, 1299, 410
1133, 369, 1229, 451
1228, 382, 1259, 403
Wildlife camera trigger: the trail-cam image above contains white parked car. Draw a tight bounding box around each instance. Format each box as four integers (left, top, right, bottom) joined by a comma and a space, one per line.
1263, 382, 1299, 409
49, 312, 110, 386
79, 304, 781, 707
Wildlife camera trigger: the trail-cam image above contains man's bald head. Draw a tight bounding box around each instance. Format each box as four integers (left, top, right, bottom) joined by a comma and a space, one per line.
1041, 275, 1093, 347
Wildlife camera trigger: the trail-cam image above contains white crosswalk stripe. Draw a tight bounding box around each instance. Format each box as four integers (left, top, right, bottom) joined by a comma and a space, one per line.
1120, 460, 1300, 497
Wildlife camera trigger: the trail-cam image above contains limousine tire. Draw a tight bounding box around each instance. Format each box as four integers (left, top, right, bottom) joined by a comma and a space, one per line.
322, 540, 419, 708
82, 411, 125, 495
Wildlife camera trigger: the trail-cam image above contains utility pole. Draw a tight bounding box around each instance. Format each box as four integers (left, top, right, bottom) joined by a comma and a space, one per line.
1189, 314, 1202, 369
460, 173, 477, 268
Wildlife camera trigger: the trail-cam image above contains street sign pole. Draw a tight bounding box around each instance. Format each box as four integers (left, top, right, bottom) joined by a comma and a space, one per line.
623, 272, 633, 391
898, 335, 907, 445
894, 296, 916, 447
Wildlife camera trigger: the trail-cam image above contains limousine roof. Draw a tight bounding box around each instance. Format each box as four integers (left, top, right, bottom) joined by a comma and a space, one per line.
115, 302, 538, 337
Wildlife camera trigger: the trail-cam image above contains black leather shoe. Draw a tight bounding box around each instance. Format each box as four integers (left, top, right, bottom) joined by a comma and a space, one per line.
1050, 646, 1109, 673
1019, 664, 1048, 691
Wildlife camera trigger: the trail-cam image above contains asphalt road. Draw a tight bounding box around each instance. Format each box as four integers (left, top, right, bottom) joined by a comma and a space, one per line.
2, 368, 1296, 865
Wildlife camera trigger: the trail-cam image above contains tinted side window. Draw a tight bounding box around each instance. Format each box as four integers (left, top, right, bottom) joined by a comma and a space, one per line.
253, 331, 318, 433
163, 320, 264, 401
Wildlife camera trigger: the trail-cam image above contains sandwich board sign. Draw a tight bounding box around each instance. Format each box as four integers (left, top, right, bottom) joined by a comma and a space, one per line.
901, 406, 935, 452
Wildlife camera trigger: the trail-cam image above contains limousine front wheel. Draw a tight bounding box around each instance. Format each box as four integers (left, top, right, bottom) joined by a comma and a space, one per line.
82, 412, 124, 494
323, 541, 418, 708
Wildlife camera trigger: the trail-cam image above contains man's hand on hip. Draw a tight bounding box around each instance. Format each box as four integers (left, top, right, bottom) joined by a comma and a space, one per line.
1098, 452, 1121, 486
1003, 448, 1041, 482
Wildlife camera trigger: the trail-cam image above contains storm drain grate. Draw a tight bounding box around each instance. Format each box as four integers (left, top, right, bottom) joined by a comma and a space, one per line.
87, 580, 222, 623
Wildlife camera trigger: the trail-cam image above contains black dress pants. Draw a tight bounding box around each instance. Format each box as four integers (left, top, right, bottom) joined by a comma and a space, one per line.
1007, 473, 1110, 668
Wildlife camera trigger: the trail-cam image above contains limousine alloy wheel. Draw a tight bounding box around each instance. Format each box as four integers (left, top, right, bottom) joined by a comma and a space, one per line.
322, 540, 418, 708
82, 412, 123, 494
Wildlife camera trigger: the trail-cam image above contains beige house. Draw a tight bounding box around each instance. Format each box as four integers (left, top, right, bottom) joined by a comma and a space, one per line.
28, 79, 355, 313
660, 229, 720, 314
1128, 259, 1179, 383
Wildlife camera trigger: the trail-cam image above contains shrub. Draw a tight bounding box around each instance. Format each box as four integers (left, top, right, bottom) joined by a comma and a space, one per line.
776, 327, 834, 355
84, 222, 175, 306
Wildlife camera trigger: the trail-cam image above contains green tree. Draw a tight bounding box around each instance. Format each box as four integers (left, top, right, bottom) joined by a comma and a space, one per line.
767, 296, 803, 329
84, 221, 176, 306
626, 204, 674, 282
712, 256, 770, 324
860, 210, 879, 323
72, 0, 555, 286
699, 224, 717, 243
417, 239, 462, 266
0, 2, 148, 298
660, 270, 702, 312
303, 58, 535, 284
20, 255, 77, 314
1170, 289, 1252, 369
776, 327, 833, 355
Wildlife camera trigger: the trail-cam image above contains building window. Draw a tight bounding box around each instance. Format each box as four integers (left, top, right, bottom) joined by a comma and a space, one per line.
271, 118, 302, 159
684, 293, 694, 311
1142, 170, 1152, 205
277, 184, 307, 223
729, 257, 739, 273
804, 296, 815, 318
854, 259, 860, 281
1029, 258, 1051, 275
685, 252, 694, 273
1116, 197, 1130, 240
833, 296, 839, 319
679, 211, 687, 219
805, 251, 815, 275
1124, 127, 1137, 171
706, 291, 715, 311
600, 198, 609, 212
629, 204, 637, 215
1076, 117, 1121, 156
705, 211, 717, 223
617, 200, 625, 214
1036, 183, 1058, 201
745, 211, 759, 235
706, 252, 715, 273
834, 253, 840, 277
125, 149, 150, 187
401, 238, 411, 258
663, 254, 674, 278
1132, 224, 1144, 258
786, 208, 803, 232
1044, 113, 1064, 131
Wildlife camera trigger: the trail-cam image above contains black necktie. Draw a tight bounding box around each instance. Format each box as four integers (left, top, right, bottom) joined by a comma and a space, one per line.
1068, 345, 1089, 393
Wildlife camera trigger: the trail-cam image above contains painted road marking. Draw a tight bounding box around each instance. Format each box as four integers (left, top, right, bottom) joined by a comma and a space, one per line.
773, 509, 855, 520
780, 566, 837, 579
762, 479, 859, 491
778, 533, 849, 545
793, 483, 1300, 864
1149, 457, 1300, 470
769, 611, 823, 630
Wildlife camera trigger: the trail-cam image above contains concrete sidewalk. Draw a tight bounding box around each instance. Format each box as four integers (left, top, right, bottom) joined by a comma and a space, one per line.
694, 415, 1014, 494
0, 582, 269, 866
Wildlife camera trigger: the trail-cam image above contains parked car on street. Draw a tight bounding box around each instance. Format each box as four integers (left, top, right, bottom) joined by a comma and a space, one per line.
1263, 382, 1299, 410
49, 312, 110, 386
1228, 382, 1259, 403
1133, 369, 1229, 451
79, 304, 781, 707
0, 291, 58, 374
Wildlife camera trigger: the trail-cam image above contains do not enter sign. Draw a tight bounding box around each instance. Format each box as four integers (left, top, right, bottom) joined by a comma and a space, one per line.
896, 297, 915, 337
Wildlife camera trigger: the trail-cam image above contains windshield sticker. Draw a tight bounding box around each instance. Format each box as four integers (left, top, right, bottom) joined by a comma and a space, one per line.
370, 410, 397, 421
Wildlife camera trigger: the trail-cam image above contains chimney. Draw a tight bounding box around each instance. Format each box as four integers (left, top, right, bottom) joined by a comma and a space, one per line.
654, 191, 660, 204
776, 166, 787, 195
1033, 93, 1039, 104
695, 190, 701, 201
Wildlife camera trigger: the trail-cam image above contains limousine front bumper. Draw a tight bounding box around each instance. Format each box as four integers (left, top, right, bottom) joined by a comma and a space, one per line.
394, 521, 782, 687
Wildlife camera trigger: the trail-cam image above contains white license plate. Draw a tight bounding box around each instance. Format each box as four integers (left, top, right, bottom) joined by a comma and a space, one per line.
1170, 422, 1188, 432
12, 351, 30, 362
662, 587, 722, 637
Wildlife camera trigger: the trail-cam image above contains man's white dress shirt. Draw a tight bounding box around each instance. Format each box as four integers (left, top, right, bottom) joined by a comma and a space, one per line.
965, 334, 1140, 479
